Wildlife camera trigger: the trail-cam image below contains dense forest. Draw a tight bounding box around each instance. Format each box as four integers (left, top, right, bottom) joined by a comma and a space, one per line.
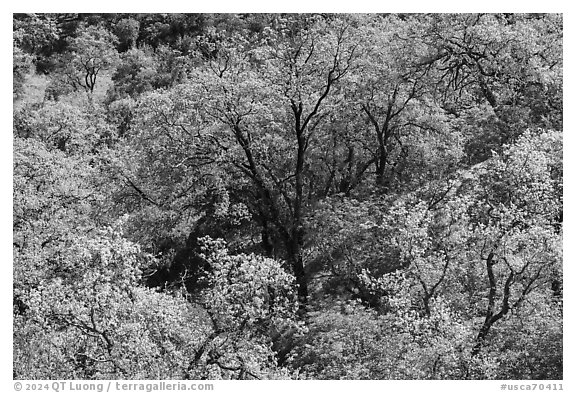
13, 13, 563, 380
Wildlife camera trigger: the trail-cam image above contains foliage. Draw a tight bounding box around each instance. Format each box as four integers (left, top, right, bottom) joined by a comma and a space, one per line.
291, 295, 474, 379
14, 101, 114, 154
14, 227, 210, 379
13, 44, 33, 100
13, 13, 562, 380
56, 25, 119, 93
114, 18, 140, 51
187, 237, 299, 379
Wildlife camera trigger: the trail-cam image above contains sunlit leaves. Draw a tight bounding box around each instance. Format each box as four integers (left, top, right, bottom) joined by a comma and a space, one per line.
13, 13, 563, 380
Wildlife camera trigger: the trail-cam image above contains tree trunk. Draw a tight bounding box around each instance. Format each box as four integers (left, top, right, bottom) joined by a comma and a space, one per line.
260, 220, 274, 257
471, 253, 514, 357
286, 232, 308, 310
376, 148, 387, 187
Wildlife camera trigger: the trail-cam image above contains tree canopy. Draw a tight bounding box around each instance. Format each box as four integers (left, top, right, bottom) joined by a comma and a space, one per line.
13, 13, 562, 380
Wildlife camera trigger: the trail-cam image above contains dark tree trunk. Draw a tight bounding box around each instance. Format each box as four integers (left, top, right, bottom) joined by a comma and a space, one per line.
472, 253, 515, 357
261, 220, 274, 257
286, 230, 308, 310
376, 148, 387, 187
293, 253, 308, 308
